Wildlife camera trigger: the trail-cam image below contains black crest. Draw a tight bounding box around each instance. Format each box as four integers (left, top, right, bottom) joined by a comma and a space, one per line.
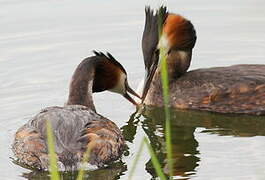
142, 6, 168, 73
92, 50, 126, 74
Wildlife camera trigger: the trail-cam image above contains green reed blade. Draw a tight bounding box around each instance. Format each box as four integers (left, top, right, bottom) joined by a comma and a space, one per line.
128, 138, 145, 180
144, 137, 167, 180
158, 7, 173, 179
76, 145, 92, 180
46, 120, 60, 180
159, 47, 173, 179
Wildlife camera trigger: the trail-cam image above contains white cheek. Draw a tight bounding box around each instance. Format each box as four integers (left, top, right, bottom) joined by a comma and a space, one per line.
109, 73, 126, 94
178, 50, 189, 60
157, 33, 169, 52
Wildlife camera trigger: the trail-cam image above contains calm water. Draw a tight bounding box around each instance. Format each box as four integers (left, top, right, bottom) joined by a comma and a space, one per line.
1, 0, 265, 179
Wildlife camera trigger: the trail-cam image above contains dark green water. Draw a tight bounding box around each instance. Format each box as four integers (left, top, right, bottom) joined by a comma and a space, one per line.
126, 107, 265, 179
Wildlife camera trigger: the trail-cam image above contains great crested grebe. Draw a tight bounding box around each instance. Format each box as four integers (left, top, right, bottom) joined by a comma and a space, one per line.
12, 51, 141, 170
140, 6, 265, 115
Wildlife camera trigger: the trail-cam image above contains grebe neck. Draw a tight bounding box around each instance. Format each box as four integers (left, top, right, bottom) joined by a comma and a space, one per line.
165, 50, 192, 80
66, 58, 96, 111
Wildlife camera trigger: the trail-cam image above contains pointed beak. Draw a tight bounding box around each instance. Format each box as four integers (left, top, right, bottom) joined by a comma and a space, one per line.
141, 52, 159, 103
124, 81, 141, 106
126, 83, 141, 99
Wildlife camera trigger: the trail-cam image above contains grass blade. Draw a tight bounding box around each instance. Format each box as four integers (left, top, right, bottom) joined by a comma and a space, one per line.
157, 7, 173, 179
76, 145, 92, 180
46, 120, 60, 180
159, 47, 173, 179
128, 138, 145, 180
144, 137, 167, 180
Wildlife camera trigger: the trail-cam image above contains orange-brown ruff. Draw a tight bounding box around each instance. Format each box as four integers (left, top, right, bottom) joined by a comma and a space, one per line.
141, 6, 265, 115
12, 51, 140, 170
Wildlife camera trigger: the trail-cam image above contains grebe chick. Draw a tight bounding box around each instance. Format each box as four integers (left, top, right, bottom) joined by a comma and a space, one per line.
12, 51, 141, 170
140, 6, 265, 115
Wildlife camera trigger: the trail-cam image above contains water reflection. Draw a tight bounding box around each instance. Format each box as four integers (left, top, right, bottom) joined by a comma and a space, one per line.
142, 107, 200, 179
14, 106, 265, 180
122, 106, 265, 179
17, 161, 126, 180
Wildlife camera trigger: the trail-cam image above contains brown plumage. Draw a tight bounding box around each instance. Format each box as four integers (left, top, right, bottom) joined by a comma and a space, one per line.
162, 14, 196, 51
144, 64, 265, 115
141, 6, 265, 115
12, 51, 140, 170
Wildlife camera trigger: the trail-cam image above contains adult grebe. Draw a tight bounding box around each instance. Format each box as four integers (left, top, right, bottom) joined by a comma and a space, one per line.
12, 51, 141, 170
140, 6, 265, 115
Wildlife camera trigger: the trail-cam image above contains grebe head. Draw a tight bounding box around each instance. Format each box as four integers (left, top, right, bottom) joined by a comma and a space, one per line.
92, 51, 141, 105
141, 6, 197, 102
